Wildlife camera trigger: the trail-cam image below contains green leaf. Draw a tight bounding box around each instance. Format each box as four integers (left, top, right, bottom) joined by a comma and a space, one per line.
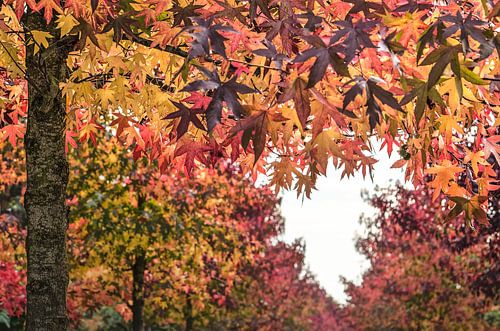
460, 65, 489, 85
0, 310, 10, 328
329, 50, 350, 77
181, 59, 190, 82
428, 87, 445, 108
450, 54, 463, 100
450, 196, 469, 205
420, 45, 452, 66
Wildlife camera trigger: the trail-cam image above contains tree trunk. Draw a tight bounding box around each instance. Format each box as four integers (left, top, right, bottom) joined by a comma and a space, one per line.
132, 253, 146, 331
184, 293, 194, 331
24, 12, 74, 331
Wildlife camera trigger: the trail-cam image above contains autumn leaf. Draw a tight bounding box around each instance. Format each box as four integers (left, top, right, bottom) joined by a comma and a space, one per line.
426, 160, 464, 201
174, 139, 212, 173
164, 101, 206, 138
31, 30, 53, 54
292, 78, 311, 130
463, 150, 488, 176
0, 124, 24, 145
34, 0, 63, 22
230, 107, 287, 163
56, 14, 78, 37
436, 115, 464, 143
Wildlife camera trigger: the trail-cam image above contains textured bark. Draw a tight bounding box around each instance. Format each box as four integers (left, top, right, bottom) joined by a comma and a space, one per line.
132, 253, 146, 331
24, 12, 74, 331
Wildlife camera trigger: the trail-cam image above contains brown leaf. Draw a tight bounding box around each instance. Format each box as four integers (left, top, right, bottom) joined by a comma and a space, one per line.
293, 78, 311, 130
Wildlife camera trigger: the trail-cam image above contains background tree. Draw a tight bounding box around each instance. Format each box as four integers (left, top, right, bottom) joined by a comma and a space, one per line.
0, 0, 498, 326
207, 240, 343, 331
66, 134, 285, 330
341, 185, 499, 330
1, 135, 343, 330
0, 140, 26, 329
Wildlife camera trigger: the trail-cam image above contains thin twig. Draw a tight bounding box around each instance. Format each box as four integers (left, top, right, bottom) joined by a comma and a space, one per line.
228, 57, 282, 71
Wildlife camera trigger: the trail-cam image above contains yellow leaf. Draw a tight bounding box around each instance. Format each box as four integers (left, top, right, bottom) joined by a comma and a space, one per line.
436, 115, 464, 143
56, 14, 78, 37
31, 30, 53, 54
96, 30, 115, 53
439, 78, 460, 112
97, 88, 115, 109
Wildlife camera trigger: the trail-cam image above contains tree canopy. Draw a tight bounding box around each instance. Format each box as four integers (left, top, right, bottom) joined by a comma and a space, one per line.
0, 0, 498, 219
0, 0, 499, 328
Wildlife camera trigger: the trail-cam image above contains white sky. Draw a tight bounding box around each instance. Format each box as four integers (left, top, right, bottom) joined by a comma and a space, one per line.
279, 149, 405, 304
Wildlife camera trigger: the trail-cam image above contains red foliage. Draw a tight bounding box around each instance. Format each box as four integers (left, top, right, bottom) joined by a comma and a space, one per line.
0, 262, 25, 317
341, 185, 499, 330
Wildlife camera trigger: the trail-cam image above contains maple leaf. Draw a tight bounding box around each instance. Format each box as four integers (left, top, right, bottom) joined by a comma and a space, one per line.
96, 88, 115, 109
310, 129, 342, 173
174, 139, 212, 173
30, 30, 53, 54
463, 150, 488, 176
309, 88, 348, 135
448, 195, 489, 224
182, 68, 255, 131
183, 17, 234, 59
170, 1, 203, 26
380, 133, 399, 158
331, 20, 377, 63
180, 93, 211, 111
110, 113, 137, 138
482, 136, 500, 166
342, 76, 402, 130
249, 0, 272, 20
344, 0, 384, 16
393, 0, 432, 13
298, 11, 323, 31
419, 45, 461, 89
441, 12, 494, 58
74, 19, 99, 50
278, 78, 314, 130
426, 160, 464, 201
381, 11, 427, 47
212, 1, 247, 25
252, 39, 287, 70
0, 124, 24, 146
400, 78, 444, 123
231, 62, 250, 77
65, 130, 78, 153
436, 115, 464, 143
34, 0, 63, 22
294, 35, 350, 88
262, 17, 301, 54
101, 14, 142, 45
292, 78, 311, 130
55, 13, 79, 37
164, 101, 206, 138
230, 108, 287, 163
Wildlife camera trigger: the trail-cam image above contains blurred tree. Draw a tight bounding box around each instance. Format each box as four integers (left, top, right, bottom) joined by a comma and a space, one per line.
0, 137, 342, 330
341, 185, 499, 330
